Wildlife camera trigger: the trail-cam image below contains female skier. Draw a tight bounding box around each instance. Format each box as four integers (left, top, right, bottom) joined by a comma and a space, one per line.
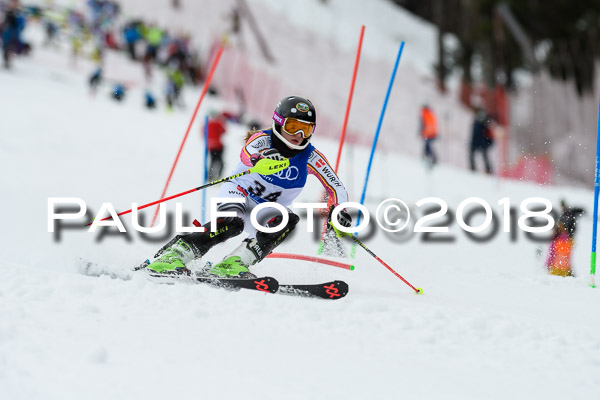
146, 95, 352, 278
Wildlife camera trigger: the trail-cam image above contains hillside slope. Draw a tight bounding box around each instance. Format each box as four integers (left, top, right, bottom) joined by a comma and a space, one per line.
1, 14, 599, 400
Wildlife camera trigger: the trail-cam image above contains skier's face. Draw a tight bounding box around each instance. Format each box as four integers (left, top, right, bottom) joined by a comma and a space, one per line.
280, 128, 304, 146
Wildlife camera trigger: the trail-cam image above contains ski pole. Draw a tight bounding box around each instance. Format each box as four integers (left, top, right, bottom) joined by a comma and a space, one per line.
86, 158, 289, 226
349, 234, 422, 294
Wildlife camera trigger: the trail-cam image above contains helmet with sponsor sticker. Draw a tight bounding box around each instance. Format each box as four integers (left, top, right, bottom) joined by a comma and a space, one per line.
272, 96, 316, 153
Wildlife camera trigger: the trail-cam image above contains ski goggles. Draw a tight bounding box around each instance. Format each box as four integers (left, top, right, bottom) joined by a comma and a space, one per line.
273, 111, 316, 138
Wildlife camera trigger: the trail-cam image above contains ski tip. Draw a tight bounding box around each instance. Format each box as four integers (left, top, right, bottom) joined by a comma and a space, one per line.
332, 280, 349, 298
415, 287, 424, 295
259, 276, 279, 293
349, 265, 355, 271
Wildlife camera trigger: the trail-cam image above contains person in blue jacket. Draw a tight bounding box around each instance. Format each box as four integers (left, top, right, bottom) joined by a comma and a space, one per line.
1, 0, 27, 68
469, 108, 495, 174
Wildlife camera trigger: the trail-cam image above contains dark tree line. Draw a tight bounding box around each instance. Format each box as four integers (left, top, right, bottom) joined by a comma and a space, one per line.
394, 0, 600, 95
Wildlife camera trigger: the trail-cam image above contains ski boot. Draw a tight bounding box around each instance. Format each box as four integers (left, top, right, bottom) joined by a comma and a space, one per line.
206, 238, 261, 278
146, 239, 195, 275
207, 256, 253, 278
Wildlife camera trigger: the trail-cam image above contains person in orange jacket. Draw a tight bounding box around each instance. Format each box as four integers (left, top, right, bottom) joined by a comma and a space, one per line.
419, 104, 438, 167
545, 200, 584, 277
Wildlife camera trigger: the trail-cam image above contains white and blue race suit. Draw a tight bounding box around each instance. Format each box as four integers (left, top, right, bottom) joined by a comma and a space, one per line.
215, 129, 348, 238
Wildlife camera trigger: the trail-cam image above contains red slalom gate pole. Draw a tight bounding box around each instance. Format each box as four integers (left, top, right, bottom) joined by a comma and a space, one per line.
350, 236, 423, 294
150, 45, 225, 226
266, 253, 354, 270
318, 26, 365, 254
334, 25, 364, 173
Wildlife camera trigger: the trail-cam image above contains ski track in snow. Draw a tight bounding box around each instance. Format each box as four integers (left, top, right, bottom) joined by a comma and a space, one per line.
1, 12, 600, 400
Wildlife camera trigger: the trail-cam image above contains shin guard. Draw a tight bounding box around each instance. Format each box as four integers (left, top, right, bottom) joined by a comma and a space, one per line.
243, 212, 300, 264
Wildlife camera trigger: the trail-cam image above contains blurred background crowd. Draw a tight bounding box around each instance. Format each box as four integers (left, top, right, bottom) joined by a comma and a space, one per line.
1, 0, 216, 111
2, 0, 600, 189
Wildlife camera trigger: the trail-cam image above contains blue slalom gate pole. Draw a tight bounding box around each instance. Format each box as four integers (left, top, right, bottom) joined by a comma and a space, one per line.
356, 41, 405, 225
590, 92, 600, 288
201, 115, 209, 223
351, 41, 404, 258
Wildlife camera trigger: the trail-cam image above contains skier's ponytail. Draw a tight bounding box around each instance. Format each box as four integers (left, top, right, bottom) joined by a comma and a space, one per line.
244, 129, 266, 143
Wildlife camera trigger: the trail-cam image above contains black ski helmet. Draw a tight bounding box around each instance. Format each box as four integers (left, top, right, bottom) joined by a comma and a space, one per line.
271, 95, 316, 151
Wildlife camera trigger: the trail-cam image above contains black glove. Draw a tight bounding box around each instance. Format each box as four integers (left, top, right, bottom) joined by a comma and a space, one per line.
328, 204, 352, 238
250, 148, 286, 166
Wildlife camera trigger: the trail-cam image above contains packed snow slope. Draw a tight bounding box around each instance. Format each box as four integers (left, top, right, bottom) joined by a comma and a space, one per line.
1, 23, 600, 400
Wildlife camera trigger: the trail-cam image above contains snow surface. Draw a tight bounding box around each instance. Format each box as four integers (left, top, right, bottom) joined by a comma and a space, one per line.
1, 11, 600, 400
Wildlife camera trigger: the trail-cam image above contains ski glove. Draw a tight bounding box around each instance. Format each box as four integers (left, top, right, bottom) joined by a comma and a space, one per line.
250, 149, 286, 166
328, 204, 352, 238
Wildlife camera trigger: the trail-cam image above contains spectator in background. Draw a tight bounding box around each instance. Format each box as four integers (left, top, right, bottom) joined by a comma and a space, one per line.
86, 0, 119, 50
143, 23, 163, 79
204, 110, 243, 181
166, 32, 191, 75
68, 10, 85, 66
1, 0, 27, 69
419, 104, 438, 168
545, 200, 584, 277
145, 91, 156, 109
205, 111, 228, 181
90, 35, 104, 64
225, 5, 243, 49
43, 9, 60, 47
88, 30, 104, 95
230, 6, 241, 35
185, 50, 201, 85
123, 21, 141, 60
88, 66, 102, 94
111, 83, 126, 102
165, 62, 184, 109
470, 108, 494, 174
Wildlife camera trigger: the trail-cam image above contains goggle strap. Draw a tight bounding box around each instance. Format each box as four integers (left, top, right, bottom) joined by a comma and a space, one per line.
273, 111, 285, 126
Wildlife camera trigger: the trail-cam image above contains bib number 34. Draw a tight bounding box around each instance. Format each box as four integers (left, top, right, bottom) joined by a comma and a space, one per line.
248, 180, 282, 202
